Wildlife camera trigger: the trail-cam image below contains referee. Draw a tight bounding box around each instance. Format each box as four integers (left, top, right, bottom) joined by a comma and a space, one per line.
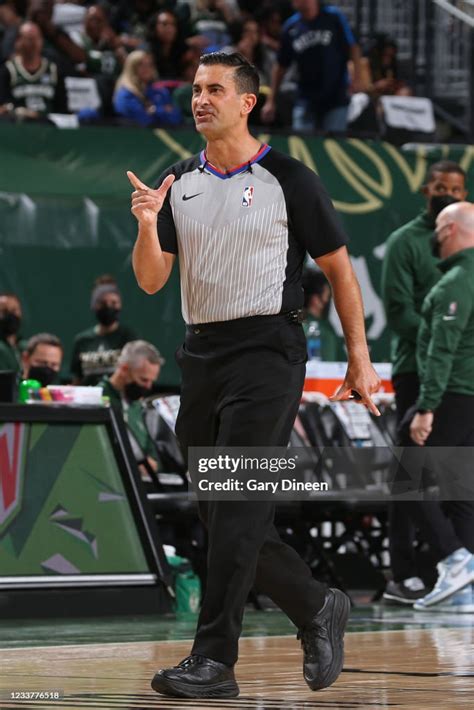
128, 52, 380, 700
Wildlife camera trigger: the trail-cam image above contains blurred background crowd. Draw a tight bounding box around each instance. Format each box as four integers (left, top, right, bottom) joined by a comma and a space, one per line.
0, 0, 416, 132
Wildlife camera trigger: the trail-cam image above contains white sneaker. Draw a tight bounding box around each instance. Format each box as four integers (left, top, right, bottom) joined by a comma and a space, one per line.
413, 548, 474, 609
434, 585, 474, 613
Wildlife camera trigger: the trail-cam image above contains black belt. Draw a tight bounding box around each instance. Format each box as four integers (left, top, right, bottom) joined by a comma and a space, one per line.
186, 310, 305, 334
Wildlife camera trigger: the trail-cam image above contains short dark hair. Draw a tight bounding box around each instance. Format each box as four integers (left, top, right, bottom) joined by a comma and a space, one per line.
26, 333, 63, 356
426, 160, 466, 183
198, 51, 260, 96
93, 273, 117, 289
302, 269, 330, 307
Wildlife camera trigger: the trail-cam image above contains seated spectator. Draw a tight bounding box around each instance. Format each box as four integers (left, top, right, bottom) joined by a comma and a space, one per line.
74, 6, 126, 79
0, 292, 24, 373
70, 275, 137, 385
0, 21, 66, 120
99, 340, 164, 478
22, 332, 62, 386
225, 17, 273, 87
256, 5, 283, 55
366, 34, 411, 97
27, 0, 87, 74
146, 9, 194, 80
113, 49, 182, 127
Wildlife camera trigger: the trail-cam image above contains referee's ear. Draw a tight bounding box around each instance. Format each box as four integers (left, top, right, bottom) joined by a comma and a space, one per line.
241, 92, 258, 116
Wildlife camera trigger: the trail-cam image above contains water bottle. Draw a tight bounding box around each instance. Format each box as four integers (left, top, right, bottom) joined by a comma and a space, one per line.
306, 321, 322, 361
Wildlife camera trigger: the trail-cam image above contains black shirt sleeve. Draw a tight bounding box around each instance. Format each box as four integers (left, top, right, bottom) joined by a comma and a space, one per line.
287, 164, 348, 258
156, 167, 178, 255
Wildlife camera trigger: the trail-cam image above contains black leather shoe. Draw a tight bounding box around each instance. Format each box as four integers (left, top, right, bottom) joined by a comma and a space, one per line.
297, 588, 351, 691
151, 654, 239, 698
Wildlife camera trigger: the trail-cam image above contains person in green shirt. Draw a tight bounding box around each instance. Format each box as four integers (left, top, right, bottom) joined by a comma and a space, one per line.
70, 277, 137, 385
99, 339, 164, 477
399, 201, 474, 612
381, 160, 468, 605
0, 292, 24, 374
302, 268, 344, 361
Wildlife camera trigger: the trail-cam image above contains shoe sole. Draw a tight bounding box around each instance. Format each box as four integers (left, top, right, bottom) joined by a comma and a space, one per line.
151, 674, 239, 699
383, 593, 420, 605
427, 604, 474, 613
307, 588, 351, 691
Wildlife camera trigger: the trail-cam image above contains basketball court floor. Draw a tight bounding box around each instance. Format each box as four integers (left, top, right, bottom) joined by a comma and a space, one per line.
0, 604, 472, 709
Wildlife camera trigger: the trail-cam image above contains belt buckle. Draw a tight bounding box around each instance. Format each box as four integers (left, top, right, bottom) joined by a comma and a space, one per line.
288, 309, 304, 324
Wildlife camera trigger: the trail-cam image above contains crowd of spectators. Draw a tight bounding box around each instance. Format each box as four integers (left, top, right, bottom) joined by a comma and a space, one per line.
0, 0, 412, 132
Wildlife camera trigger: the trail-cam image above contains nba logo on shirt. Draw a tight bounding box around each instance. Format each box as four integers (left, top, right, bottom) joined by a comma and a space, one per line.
242, 186, 254, 207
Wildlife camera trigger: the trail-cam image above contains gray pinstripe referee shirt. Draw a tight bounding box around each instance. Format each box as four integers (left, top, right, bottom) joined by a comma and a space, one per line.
157, 144, 347, 325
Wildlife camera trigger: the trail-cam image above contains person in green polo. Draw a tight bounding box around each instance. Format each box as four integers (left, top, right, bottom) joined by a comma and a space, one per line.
381, 160, 468, 605
401, 201, 474, 613
99, 339, 164, 478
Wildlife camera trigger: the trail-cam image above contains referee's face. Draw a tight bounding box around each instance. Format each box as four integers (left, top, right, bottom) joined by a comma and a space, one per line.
192, 64, 253, 138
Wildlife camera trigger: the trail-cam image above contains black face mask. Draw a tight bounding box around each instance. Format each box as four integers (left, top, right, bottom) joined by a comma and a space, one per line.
429, 194, 459, 224
27, 365, 59, 387
95, 306, 120, 327
0, 312, 21, 338
124, 381, 151, 402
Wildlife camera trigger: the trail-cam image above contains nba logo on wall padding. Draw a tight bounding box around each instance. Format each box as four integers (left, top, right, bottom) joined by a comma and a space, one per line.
242, 186, 254, 207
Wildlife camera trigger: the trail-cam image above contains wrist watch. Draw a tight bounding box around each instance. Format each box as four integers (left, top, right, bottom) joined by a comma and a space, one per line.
416, 409, 432, 414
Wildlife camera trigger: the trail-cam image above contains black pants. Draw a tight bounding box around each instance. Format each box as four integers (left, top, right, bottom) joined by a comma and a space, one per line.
175, 315, 327, 666
398, 392, 474, 562
389, 372, 420, 581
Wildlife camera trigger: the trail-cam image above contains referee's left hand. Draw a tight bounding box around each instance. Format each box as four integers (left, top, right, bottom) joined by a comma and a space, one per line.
330, 361, 381, 416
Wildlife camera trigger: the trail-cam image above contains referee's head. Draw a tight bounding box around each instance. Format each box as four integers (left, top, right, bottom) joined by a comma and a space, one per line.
192, 52, 260, 138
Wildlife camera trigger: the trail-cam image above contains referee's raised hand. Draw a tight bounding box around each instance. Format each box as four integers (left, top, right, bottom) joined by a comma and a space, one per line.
127, 171, 175, 226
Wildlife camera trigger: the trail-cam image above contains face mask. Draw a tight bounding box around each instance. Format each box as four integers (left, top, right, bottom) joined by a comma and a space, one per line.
429, 194, 459, 223
95, 306, 120, 326
27, 365, 59, 387
124, 381, 151, 402
430, 231, 441, 259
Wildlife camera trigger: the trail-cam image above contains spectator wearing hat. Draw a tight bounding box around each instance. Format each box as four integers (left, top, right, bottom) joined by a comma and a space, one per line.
70, 275, 137, 385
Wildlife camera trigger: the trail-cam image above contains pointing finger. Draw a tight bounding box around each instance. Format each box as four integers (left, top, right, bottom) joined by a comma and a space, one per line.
127, 170, 149, 191
360, 394, 381, 417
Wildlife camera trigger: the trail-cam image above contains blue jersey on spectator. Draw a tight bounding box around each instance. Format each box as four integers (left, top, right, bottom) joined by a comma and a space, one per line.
278, 5, 355, 111
114, 84, 182, 128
